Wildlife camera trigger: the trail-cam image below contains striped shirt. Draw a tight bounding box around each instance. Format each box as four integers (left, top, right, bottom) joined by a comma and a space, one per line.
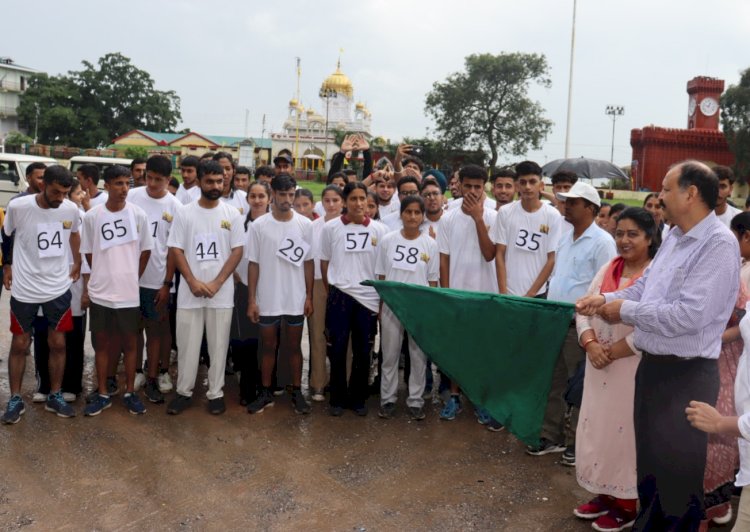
604, 211, 740, 359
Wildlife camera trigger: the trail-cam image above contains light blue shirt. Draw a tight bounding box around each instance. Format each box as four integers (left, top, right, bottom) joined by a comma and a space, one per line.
548, 221, 616, 304
605, 211, 740, 359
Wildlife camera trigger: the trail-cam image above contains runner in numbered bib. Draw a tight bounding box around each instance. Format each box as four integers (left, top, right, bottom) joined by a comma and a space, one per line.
214, 151, 246, 215
246, 174, 314, 415
375, 196, 439, 421
1, 166, 81, 424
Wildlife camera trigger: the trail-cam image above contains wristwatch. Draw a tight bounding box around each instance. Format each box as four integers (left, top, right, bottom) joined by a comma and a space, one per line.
163, 280, 174, 288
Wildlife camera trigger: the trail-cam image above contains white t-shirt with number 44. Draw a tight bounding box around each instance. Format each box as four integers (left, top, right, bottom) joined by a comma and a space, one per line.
246, 210, 313, 316
167, 201, 245, 310
375, 230, 439, 286
3, 195, 80, 303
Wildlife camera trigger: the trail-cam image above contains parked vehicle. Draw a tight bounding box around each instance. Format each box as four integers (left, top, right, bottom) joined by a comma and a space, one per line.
0, 153, 58, 208
68, 155, 132, 176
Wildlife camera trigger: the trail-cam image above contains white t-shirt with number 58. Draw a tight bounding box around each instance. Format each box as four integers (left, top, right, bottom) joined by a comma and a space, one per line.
375, 230, 439, 286
246, 210, 313, 316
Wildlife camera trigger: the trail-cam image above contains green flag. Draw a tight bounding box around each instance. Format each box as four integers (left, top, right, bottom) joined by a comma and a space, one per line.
364, 280, 575, 445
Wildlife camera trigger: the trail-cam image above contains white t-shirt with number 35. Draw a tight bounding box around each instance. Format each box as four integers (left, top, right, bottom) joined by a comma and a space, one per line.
246, 210, 313, 316
167, 201, 245, 309
375, 230, 439, 286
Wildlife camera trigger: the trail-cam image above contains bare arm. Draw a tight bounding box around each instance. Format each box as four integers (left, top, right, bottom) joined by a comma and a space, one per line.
138, 250, 151, 279
524, 252, 555, 297
321, 260, 330, 292
439, 253, 450, 288
495, 244, 507, 294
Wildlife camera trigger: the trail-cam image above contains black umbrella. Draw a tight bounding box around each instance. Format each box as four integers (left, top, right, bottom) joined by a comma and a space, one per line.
542, 157, 628, 184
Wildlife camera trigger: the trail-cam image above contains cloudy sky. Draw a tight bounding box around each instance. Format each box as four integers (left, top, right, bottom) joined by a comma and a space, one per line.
4, 0, 749, 166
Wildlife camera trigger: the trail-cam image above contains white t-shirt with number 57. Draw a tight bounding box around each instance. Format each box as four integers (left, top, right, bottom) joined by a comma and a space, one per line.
246, 210, 313, 316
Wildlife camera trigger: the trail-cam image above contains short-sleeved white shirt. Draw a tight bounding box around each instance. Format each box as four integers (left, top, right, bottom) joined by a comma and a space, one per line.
221, 189, 247, 215
128, 187, 183, 290
320, 216, 389, 312
380, 211, 402, 232
167, 201, 244, 309
378, 197, 400, 218
3, 195, 80, 303
375, 230, 439, 286
88, 190, 108, 209
490, 201, 562, 296
437, 206, 497, 293
717, 205, 742, 228
80, 202, 154, 308
246, 210, 313, 316
175, 184, 201, 205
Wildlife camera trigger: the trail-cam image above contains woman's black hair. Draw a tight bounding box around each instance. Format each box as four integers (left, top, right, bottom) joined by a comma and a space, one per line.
616, 207, 660, 259
343, 181, 368, 200
400, 195, 425, 215
642, 192, 658, 206
366, 191, 380, 220
321, 184, 343, 199
731, 211, 750, 237
294, 188, 314, 202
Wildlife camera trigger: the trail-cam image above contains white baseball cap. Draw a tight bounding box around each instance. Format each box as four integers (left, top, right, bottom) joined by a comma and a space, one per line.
556, 181, 601, 207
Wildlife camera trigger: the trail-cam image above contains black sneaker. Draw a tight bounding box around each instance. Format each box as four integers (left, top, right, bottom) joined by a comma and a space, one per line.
247, 388, 274, 414
167, 394, 192, 415
208, 397, 226, 415
144, 379, 164, 404
378, 402, 396, 419
407, 406, 425, 421
561, 447, 575, 466
1, 395, 25, 424
486, 418, 505, 432
329, 405, 344, 417
291, 390, 311, 415
107, 376, 119, 396
352, 404, 368, 417
526, 437, 566, 456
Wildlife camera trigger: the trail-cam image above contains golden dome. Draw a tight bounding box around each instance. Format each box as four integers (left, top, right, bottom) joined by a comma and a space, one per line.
289, 98, 299, 107
355, 102, 365, 110
306, 108, 315, 115
321, 61, 353, 98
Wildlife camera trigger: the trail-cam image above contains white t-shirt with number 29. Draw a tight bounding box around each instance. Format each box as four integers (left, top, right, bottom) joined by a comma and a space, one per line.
490, 201, 562, 296
167, 201, 245, 310
375, 230, 439, 286
246, 210, 313, 316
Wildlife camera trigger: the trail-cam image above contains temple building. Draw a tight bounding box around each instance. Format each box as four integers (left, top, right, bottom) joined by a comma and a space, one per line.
270, 60, 372, 171
630, 76, 734, 191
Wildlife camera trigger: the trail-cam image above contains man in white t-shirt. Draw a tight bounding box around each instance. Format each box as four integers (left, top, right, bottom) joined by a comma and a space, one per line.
381, 176, 421, 231
491, 168, 516, 210
81, 165, 154, 417
166, 160, 244, 416
246, 175, 314, 415
77, 164, 109, 211
129, 156, 182, 404
1, 166, 81, 424
437, 164, 497, 421
175, 156, 201, 205
714, 165, 742, 227
493, 161, 562, 298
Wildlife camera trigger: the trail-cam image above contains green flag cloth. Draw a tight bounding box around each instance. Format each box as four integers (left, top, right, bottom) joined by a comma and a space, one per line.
363, 280, 575, 445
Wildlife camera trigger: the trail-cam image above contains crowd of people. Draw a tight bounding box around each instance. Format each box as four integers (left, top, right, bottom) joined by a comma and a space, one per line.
1, 141, 750, 531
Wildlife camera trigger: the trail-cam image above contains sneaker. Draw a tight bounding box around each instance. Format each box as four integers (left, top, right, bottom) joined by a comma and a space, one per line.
291, 390, 311, 415
311, 389, 326, 402
440, 396, 462, 421
144, 379, 164, 404
562, 447, 575, 466
133, 372, 146, 391
169, 348, 178, 365
84, 394, 112, 417
408, 406, 426, 421
591, 507, 636, 532
107, 376, 119, 396
711, 503, 732, 525
208, 397, 226, 415
247, 389, 275, 414
486, 418, 505, 432
475, 407, 492, 425
62, 392, 76, 403
573, 495, 614, 520
378, 402, 396, 419
422, 385, 433, 399
272, 386, 285, 397
45, 391, 75, 418
32, 392, 47, 403
353, 404, 369, 417
158, 372, 173, 393
123, 393, 146, 415
1, 395, 26, 424
167, 394, 192, 415
329, 405, 344, 417
526, 437, 566, 456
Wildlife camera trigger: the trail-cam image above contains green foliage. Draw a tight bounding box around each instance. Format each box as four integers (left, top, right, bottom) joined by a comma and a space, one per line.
124, 146, 149, 160
4, 130, 33, 147
608, 177, 631, 190
721, 68, 750, 183
425, 52, 553, 168
18, 53, 181, 148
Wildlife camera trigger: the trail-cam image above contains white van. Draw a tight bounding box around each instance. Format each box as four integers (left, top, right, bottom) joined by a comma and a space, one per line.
0, 153, 59, 208
68, 155, 133, 176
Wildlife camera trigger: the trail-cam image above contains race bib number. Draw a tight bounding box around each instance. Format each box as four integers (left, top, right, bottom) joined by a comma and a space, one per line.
391, 244, 419, 272
37, 222, 65, 258
99, 209, 137, 250
344, 231, 371, 253
514, 229, 543, 252
276, 235, 310, 267
194, 233, 220, 262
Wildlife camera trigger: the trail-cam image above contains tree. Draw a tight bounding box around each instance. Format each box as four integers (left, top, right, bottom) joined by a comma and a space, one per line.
4, 130, 33, 148
425, 53, 552, 168
721, 68, 750, 183
18, 53, 181, 148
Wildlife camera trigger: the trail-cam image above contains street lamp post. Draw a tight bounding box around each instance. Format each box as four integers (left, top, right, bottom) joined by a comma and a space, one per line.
605, 105, 624, 163
319, 87, 337, 172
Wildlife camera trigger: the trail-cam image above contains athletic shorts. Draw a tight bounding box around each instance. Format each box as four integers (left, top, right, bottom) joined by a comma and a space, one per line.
89, 302, 140, 334
10, 291, 73, 335
140, 287, 169, 322
258, 314, 305, 327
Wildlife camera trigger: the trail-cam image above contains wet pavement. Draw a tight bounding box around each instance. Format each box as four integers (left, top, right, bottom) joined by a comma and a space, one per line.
0, 290, 692, 531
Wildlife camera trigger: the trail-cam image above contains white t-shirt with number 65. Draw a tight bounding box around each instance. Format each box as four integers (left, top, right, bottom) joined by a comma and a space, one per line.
246, 210, 313, 316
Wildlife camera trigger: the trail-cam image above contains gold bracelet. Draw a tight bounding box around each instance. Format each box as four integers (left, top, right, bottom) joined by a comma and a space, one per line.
582, 337, 598, 349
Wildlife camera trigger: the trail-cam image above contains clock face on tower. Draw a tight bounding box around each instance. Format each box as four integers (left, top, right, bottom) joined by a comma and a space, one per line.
700, 97, 719, 117
688, 96, 696, 117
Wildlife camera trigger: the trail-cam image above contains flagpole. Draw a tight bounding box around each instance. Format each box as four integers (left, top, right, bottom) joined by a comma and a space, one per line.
564, 0, 577, 158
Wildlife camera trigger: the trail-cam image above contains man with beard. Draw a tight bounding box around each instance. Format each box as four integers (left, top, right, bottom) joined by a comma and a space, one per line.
166, 161, 244, 416
1, 165, 81, 423
491, 168, 516, 210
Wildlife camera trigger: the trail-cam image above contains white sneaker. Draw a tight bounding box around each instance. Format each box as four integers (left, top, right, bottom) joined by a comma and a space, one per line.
134, 372, 146, 391
169, 349, 178, 366
32, 392, 46, 403
311, 390, 325, 402
158, 372, 173, 393
62, 392, 76, 403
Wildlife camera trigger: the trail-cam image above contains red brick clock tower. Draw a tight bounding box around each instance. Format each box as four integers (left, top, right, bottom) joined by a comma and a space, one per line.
687, 76, 724, 130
